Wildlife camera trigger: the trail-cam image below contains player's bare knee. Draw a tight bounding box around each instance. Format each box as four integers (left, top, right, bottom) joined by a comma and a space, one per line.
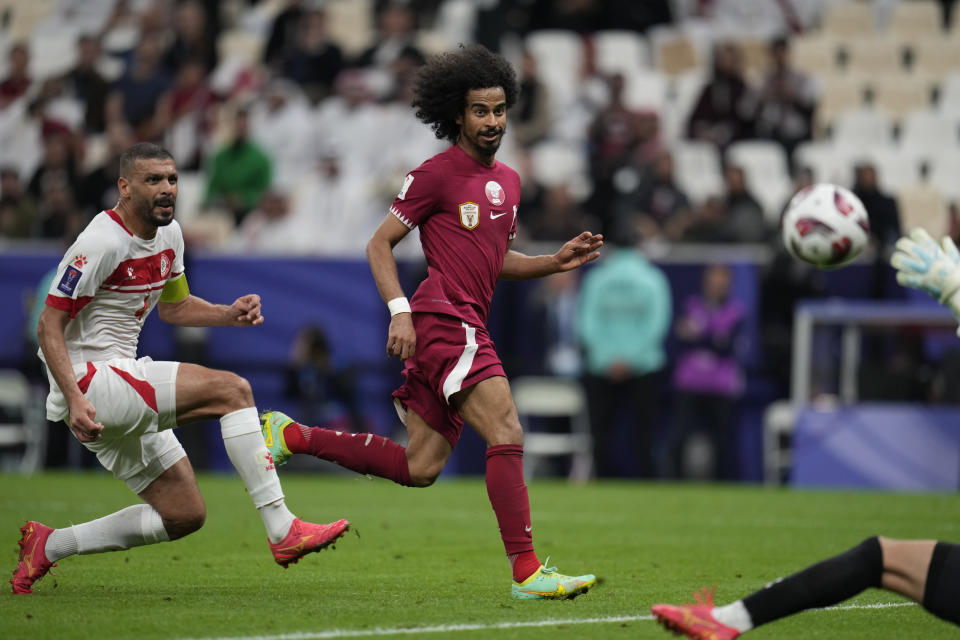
407, 459, 443, 487
220, 372, 255, 411
164, 507, 206, 540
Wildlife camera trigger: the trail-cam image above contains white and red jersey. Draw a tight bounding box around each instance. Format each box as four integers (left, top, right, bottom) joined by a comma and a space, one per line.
389, 145, 520, 327
42, 209, 185, 365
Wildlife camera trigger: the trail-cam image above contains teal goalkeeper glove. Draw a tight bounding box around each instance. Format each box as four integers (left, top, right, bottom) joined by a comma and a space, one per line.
891, 228, 960, 318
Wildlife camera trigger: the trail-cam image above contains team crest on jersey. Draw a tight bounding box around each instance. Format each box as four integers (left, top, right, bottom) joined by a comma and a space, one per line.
72, 254, 87, 269
459, 202, 480, 229
485, 181, 504, 206
160, 255, 170, 278
57, 266, 82, 296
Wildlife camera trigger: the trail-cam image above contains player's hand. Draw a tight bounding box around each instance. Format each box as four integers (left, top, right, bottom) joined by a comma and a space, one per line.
554, 231, 604, 272
890, 228, 960, 304
67, 396, 103, 443
387, 313, 416, 360
229, 294, 264, 326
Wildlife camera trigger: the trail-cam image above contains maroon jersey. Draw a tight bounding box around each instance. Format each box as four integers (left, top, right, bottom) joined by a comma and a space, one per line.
390, 145, 519, 326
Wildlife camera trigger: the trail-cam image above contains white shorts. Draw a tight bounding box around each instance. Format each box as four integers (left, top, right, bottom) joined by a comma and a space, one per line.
47, 357, 186, 494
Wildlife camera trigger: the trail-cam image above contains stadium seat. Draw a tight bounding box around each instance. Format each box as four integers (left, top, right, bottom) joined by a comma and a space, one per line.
937, 72, 960, 118
898, 108, 959, 155
0, 369, 45, 474
886, 0, 943, 38
790, 34, 841, 76
842, 36, 905, 75
529, 140, 588, 188
217, 29, 265, 66
672, 140, 724, 204
870, 73, 936, 122
511, 376, 592, 482
621, 69, 668, 111
325, 0, 374, 57
862, 146, 925, 194
927, 150, 960, 202
725, 140, 793, 224
526, 30, 585, 112
592, 30, 650, 77
660, 70, 706, 142
830, 106, 894, 148
820, 1, 877, 37
793, 140, 854, 185
735, 36, 772, 82
908, 37, 960, 79
897, 183, 949, 235
652, 32, 701, 76
813, 73, 868, 137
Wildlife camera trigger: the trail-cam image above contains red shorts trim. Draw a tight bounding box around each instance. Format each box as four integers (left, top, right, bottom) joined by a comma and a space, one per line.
392, 313, 505, 448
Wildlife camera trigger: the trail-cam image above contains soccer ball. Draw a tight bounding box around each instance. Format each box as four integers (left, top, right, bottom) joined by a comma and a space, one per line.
781, 183, 870, 269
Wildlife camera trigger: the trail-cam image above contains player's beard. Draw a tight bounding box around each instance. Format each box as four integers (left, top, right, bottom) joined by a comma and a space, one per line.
472, 126, 504, 158
135, 192, 176, 227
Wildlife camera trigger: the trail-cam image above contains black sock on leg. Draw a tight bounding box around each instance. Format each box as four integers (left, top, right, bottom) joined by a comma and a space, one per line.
742, 536, 883, 627
922, 541, 960, 625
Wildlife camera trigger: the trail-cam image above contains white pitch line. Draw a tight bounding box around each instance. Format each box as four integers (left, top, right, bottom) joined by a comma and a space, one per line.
182, 602, 917, 640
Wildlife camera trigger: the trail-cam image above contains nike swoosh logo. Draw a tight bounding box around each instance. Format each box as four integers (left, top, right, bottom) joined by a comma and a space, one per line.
490, 211, 509, 219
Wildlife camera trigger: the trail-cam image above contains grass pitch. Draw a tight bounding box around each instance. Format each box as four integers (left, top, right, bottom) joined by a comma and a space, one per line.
2, 472, 958, 639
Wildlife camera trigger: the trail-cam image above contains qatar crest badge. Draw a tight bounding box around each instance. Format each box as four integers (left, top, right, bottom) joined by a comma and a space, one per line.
459, 202, 479, 229
485, 181, 504, 206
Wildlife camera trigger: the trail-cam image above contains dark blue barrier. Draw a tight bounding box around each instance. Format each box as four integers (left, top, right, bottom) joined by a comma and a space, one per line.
0, 250, 900, 480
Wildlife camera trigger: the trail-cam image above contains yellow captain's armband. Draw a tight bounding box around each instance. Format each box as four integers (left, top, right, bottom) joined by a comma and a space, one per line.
159, 273, 190, 302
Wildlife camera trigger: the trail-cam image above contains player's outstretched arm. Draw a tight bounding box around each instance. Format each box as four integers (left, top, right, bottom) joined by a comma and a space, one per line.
891, 228, 960, 320
157, 293, 264, 327
367, 214, 416, 360
500, 231, 604, 280
37, 305, 103, 442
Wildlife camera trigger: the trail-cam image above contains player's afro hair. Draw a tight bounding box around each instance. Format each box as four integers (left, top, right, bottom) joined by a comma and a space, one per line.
412, 44, 519, 143
119, 142, 174, 178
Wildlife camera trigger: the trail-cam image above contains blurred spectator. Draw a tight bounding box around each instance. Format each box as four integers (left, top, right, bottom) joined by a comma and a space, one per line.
0, 42, 32, 109
686, 41, 755, 150
79, 121, 135, 216
286, 325, 363, 432
36, 181, 86, 241
249, 80, 317, 188
852, 162, 901, 254
668, 264, 746, 480
60, 35, 110, 134
524, 184, 599, 243
108, 32, 174, 141
0, 167, 37, 238
721, 164, 767, 242
28, 134, 81, 205
587, 73, 646, 236
684, 166, 766, 243
264, 0, 308, 71
753, 37, 814, 161
577, 227, 672, 478
315, 70, 381, 175
354, 3, 424, 98
279, 9, 345, 103
163, 58, 218, 171
512, 50, 551, 147
204, 105, 272, 225
163, 0, 219, 74
232, 189, 304, 254
617, 150, 692, 243
530, 270, 582, 378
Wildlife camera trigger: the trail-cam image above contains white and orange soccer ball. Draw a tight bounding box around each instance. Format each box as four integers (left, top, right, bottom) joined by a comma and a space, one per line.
781, 183, 870, 269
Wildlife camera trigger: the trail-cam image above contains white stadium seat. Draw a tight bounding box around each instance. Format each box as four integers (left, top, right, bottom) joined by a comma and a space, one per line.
725, 140, 793, 223
672, 140, 724, 204
592, 30, 650, 76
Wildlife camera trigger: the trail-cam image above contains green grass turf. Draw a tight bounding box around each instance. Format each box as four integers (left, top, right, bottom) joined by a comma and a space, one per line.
1, 472, 958, 639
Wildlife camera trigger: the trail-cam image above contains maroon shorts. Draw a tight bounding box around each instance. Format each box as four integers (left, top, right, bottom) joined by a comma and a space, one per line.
392, 312, 506, 448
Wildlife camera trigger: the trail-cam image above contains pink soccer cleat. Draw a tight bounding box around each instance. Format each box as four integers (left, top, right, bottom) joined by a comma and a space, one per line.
10, 521, 57, 594
651, 587, 741, 640
269, 517, 350, 568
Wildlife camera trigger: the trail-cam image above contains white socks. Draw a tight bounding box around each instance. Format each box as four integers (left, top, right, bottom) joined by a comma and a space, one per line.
45, 504, 169, 561
220, 407, 296, 543
712, 600, 754, 633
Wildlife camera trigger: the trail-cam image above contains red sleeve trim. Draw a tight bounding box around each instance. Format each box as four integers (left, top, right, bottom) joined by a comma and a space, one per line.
46, 294, 94, 318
